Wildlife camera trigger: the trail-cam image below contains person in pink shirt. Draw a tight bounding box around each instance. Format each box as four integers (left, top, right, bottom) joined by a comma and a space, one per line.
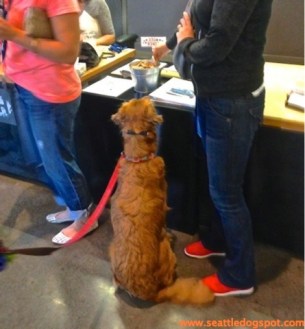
0, 0, 96, 244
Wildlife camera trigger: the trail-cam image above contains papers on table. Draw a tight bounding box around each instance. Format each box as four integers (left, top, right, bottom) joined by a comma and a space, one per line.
160, 65, 180, 79
286, 90, 305, 111
111, 59, 167, 78
83, 76, 134, 97
149, 77, 195, 109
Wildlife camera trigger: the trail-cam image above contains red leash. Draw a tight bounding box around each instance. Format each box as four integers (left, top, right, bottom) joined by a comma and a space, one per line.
65, 156, 121, 246
0, 156, 121, 258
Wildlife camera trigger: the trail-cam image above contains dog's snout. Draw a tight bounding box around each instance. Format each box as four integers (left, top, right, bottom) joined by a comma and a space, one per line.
125, 129, 151, 137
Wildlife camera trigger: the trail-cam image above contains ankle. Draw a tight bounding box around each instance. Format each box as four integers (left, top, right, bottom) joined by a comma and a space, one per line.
68, 208, 88, 221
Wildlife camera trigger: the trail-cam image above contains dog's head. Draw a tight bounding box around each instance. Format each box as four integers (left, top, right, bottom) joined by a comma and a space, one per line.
111, 97, 163, 137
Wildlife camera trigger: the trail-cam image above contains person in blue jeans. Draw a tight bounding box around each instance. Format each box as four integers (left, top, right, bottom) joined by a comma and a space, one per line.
0, 0, 96, 244
153, 0, 273, 296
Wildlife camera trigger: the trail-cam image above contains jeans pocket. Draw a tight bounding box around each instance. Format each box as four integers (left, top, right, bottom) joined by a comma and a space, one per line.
206, 98, 233, 138
248, 90, 265, 125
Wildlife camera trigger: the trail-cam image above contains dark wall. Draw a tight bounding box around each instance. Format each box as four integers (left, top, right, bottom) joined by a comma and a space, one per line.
264, 0, 304, 64
107, 0, 124, 36
127, 0, 186, 43
109, 0, 304, 64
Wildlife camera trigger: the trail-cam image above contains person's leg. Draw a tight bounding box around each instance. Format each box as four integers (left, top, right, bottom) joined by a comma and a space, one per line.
194, 99, 227, 252
16, 86, 94, 242
198, 92, 264, 289
184, 100, 227, 259
17, 86, 91, 210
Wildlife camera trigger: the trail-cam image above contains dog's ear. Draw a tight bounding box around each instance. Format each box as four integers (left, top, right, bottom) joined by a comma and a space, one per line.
111, 101, 128, 125
151, 114, 163, 125
111, 112, 121, 125
142, 97, 163, 125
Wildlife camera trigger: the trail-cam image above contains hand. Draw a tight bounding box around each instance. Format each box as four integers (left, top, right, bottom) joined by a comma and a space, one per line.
152, 43, 170, 62
0, 17, 19, 41
176, 12, 194, 44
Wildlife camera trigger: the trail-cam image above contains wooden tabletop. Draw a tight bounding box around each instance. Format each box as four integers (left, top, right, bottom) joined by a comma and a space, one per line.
264, 62, 304, 133
80, 48, 136, 83
160, 61, 304, 133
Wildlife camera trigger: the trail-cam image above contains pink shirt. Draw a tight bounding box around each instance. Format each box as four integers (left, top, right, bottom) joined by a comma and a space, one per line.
4, 0, 81, 103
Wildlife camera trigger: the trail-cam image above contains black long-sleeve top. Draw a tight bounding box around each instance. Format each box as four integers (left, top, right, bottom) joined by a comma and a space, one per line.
172, 0, 273, 97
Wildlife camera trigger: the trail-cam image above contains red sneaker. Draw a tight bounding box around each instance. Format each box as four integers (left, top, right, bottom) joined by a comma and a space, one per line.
202, 273, 254, 297
184, 241, 225, 259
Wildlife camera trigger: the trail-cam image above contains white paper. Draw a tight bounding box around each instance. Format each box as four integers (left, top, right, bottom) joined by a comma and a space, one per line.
140, 36, 167, 47
149, 77, 195, 109
286, 91, 305, 111
83, 76, 134, 97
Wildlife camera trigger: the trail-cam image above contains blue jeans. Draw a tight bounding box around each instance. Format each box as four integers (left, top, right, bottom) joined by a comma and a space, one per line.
15, 85, 92, 211
196, 90, 265, 288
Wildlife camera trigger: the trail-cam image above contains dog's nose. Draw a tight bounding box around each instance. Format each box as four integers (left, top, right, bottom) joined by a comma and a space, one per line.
126, 129, 150, 137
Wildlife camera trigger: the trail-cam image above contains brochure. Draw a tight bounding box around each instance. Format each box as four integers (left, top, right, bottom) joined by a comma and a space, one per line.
83, 76, 134, 97
286, 90, 305, 111
149, 77, 195, 109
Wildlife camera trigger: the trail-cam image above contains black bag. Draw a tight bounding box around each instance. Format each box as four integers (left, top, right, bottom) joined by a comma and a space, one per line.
0, 0, 16, 125
79, 42, 100, 69
0, 80, 17, 125
173, 45, 191, 80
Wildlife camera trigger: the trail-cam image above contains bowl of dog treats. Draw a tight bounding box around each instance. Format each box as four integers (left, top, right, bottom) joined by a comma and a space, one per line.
129, 60, 161, 93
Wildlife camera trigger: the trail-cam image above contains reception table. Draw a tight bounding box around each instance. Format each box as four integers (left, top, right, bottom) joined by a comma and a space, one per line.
263, 62, 304, 132
0, 60, 303, 256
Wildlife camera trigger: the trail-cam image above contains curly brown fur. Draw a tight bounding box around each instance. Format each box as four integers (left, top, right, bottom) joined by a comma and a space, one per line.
110, 97, 214, 305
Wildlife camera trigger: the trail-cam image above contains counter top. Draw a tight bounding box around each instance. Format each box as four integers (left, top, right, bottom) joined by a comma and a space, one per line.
83, 58, 304, 133
159, 61, 304, 132
264, 62, 304, 132
80, 48, 136, 83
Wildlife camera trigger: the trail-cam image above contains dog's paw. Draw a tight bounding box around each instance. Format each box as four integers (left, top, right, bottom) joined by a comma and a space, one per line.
166, 228, 177, 246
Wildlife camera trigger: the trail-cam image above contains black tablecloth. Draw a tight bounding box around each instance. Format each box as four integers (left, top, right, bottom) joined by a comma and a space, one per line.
0, 90, 303, 256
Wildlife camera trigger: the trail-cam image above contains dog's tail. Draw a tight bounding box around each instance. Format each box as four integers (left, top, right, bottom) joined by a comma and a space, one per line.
155, 277, 214, 305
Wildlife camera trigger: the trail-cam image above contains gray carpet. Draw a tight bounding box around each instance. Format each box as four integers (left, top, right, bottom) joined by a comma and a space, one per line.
0, 174, 304, 329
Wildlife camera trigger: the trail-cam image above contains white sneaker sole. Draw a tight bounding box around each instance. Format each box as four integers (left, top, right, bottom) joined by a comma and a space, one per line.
214, 287, 254, 297
184, 249, 226, 259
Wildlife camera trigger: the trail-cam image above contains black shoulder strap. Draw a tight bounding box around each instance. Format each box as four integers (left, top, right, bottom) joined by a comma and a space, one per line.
0, 0, 12, 19
0, 0, 13, 59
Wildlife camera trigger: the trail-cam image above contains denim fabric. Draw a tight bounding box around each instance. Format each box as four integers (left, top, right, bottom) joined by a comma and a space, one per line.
196, 90, 265, 288
15, 85, 92, 211
13, 85, 41, 165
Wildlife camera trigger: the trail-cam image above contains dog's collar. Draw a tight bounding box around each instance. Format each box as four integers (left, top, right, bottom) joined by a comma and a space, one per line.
125, 129, 151, 137
121, 151, 156, 163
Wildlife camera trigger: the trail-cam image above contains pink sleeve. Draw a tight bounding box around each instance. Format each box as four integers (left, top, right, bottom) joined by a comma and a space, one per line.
43, 0, 81, 17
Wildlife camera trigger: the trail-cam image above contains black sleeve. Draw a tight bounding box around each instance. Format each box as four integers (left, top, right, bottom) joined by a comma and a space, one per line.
180, 0, 262, 66
166, 33, 177, 50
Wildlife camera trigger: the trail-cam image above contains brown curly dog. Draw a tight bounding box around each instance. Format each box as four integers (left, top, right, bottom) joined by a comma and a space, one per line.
110, 97, 214, 305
